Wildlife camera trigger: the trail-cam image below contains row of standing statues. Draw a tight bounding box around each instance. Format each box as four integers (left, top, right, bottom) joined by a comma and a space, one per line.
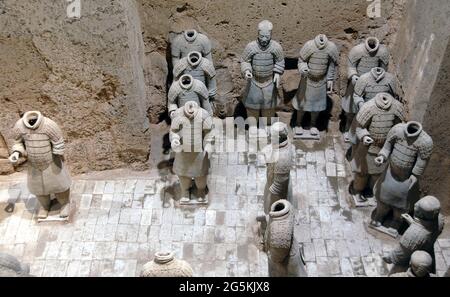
2, 20, 445, 277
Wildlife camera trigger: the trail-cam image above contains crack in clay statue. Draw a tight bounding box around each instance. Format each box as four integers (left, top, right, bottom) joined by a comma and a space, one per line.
390, 250, 434, 277
292, 34, 339, 140
173, 51, 217, 103
342, 37, 389, 142
384, 196, 444, 275
9, 111, 72, 219
170, 101, 214, 204
371, 121, 433, 231
240, 20, 285, 125
260, 200, 307, 277
141, 251, 194, 277
0, 252, 31, 277
349, 93, 405, 203
171, 29, 213, 68
168, 74, 213, 118
262, 122, 294, 214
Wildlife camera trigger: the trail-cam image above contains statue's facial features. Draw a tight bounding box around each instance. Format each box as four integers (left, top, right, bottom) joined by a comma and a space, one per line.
258, 31, 271, 47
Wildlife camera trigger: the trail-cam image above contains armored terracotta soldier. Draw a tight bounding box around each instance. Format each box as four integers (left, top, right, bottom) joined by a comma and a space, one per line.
383, 196, 444, 275
173, 51, 217, 102
293, 34, 339, 139
0, 252, 31, 277
263, 200, 306, 277
240, 20, 285, 125
342, 37, 390, 142
349, 93, 405, 202
390, 251, 434, 277
371, 121, 433, 230
168, 74, 213, 118
170, 101, 213, 203
9, 111, 71, 219
352, 67, 397, 113
141, 251, 194, 277
171, 29, 213, 67
262, 122, 294, 214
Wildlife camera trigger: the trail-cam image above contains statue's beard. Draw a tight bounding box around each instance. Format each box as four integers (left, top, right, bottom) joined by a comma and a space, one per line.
258, 38, 270, 48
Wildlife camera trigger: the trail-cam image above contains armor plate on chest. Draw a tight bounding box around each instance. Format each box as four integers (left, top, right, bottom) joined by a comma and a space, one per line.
178, 90, 201, 108
23, 133, 53, 170
364, 82, 392, 100
391, 141, 419, 170
252, 52, 274, 80
308, 51, 329, 78
184, 67, 206, 84
179, 119, 204, 152
357, 56, 381, 75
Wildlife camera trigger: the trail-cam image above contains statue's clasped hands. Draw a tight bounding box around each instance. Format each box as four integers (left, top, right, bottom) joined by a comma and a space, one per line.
374, 155, 385, 166
362, 136, 374, 146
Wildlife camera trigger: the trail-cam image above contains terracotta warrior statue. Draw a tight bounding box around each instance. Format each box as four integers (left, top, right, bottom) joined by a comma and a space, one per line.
371, 121, 433, 230
383, 196, 444, 275
168, 74, 213, 118
342, 37, 389, 142
240, 20, 285, 125
292, 34, 339, 139
170, 101, 213, 203
9, 111, 71, 219
349, 93, 405, 202
141, 251, 194, 277
263, 199, 306, 277
171, 29, 213, 67
390, 251, 434, 277
173, 51, 217, 102
0, 252, 31, 277
262, 122, 294, 214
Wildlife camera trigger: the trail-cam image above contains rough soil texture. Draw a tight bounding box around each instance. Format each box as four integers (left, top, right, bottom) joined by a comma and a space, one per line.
0, 0, 405, 174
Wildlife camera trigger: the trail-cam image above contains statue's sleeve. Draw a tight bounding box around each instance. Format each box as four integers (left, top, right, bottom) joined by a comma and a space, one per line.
388, 244, 412, 266
193, 81, 213, 116
10, 122, 26, 156
412, 135, 433, 176
167, 82, 180, 115
347, 47, 359, 79
240, 43, 254, 75
44, 118, 65, 155
201, 59, 217, 99
326, 60, 337, 81
326, 44, 339, 81
272, 42, 285, 75
269, 172, 290, 195
169, 114, 183, 143
353, 77, 366, 110
297, 43, 310, 73
206, 75, 217, 99
171, 35, 182, 67
378, 125, 399, 159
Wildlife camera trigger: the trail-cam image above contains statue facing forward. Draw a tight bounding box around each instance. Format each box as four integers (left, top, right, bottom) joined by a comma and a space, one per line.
292, 34, 339, 140
170, 101, 213, 204
240, 20, 285, 125
9, 111, 71, 219
342, 37, 389, 142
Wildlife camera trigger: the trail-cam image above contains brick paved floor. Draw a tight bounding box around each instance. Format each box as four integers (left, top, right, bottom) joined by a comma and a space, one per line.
0, 121, 449, 277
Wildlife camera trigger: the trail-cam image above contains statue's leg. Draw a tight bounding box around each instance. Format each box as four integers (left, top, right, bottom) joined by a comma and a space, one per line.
55, 189, 71, 218
36, 195, 51, 219
352, 173, 368, 202
179, 176, 192, 202
343, 113, 354, 142
391, 207, 405, 231
310, 112, 320, 135
194, 175, 207, 202
261, 108, 276, 126
295, 109, 305, 135
371, 201, 390, 226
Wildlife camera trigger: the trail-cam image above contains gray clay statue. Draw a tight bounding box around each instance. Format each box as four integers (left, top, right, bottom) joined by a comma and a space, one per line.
0, 252, 31, 277
141, 251, 194, 277
263, 199, 306, 277
171, 29, 213, 68
371, 121, 433, 231
349, 93, 405, 203
168, 74, 213, 118
383, 196, 444, 275
342, 37, 389, 142
173, 51, 217, 102
262, 122, 294, 214
390, 250, 434, 277
240, 20, 285, 124
292, 34, 339, 139
9, 111, 72, 219
170, 101, 214, 204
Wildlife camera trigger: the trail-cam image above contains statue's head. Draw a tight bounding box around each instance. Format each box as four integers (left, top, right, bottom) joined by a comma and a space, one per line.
270, 122, 288, 145
414, 196, 441, 221
257, 20, 273, 48
410, 251, 433, 277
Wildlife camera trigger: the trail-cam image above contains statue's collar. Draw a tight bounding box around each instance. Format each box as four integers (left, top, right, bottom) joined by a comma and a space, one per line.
187, 51, 202, 67
404, 121, 422, 139
375, 93, 393, 110
22, 111, 43, 130
365, 37, 380, 53
184, 29, 198, 42
371, 67, 386, 82
314, 34, 328, 50
179, 74, 194, 90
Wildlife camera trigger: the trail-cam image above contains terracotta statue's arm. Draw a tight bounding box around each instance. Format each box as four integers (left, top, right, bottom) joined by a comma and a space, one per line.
206, 75, 217, 100
273, 45, 285, 75
326, 60, 337, 81
240, 44, 254, 76
378, 128, 397, 160
412, 142, 433, 176
269, 172, 290, 195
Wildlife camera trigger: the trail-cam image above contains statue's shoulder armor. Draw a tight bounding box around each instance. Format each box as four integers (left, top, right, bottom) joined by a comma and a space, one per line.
41, 117, 63, 140
400, 222, 429, 250
326, 40, 339, 63
242, 41, 260, 59
191, 79, 209, 99
196, 33, 212, 55
168, 81, 183, 103
348, 43, 366, 64
299, 40, 316, 60
199, 58, 216, 78
377, 44, 390, 65
391, 99, 406, 121
268, 40, 284, 57
173, 57, 189, 78
354, 71, 371, 94
415, 130, 433, 158
274, 144, 294, 174
356, 98, 378, 126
